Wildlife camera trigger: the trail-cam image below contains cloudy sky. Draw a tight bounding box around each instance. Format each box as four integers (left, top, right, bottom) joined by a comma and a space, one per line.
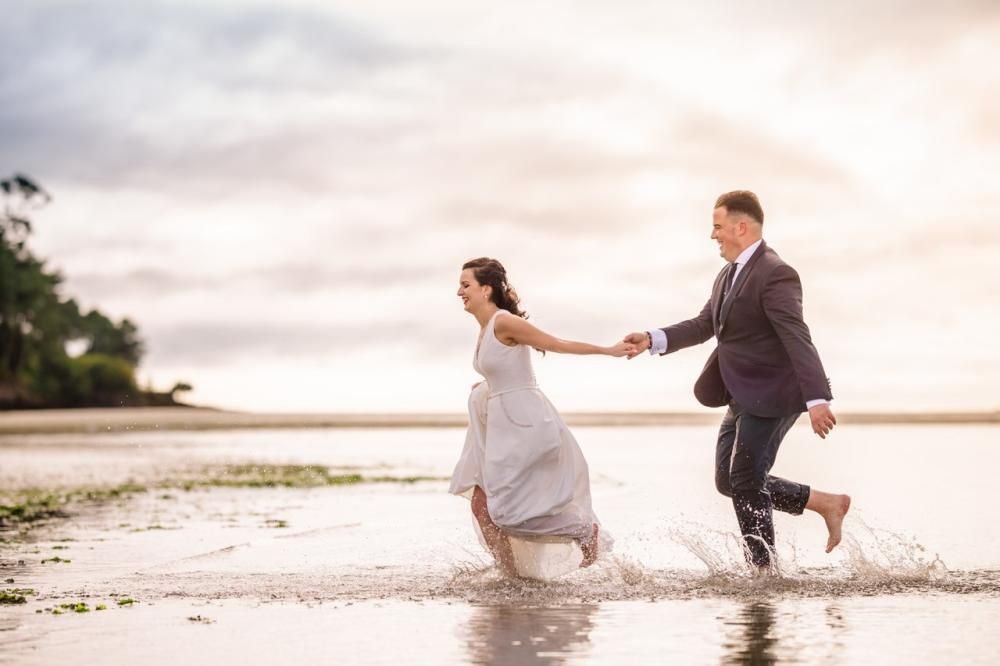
2, 0, 998, 413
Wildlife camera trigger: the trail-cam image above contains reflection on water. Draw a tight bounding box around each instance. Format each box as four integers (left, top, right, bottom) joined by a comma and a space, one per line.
719, 601, 852, 664
463, 604, 597, 665
721, 602, 778, 665
823, 604, 848, 656
459, 600, 859, 665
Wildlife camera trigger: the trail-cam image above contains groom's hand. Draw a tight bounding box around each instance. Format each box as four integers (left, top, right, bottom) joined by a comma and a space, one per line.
808, 404, 837, 439
623, 332, 649, 359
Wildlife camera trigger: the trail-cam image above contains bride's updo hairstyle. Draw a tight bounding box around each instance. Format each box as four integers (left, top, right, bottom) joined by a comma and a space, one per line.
462, 257, 528, 319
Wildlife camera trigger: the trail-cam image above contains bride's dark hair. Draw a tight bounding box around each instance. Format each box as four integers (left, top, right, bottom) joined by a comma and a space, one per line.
462, 257, 528, 319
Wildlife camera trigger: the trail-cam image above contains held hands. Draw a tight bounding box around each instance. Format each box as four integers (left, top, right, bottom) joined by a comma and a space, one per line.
623, 332, 650, 359
607, 341, 638, 358
808, 403, 837, 439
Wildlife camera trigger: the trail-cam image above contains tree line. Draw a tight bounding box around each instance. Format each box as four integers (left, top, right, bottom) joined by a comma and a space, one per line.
0, 174, 188, 408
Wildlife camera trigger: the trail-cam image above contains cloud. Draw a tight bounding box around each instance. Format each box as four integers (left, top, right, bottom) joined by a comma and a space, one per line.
0, 1, 429, 191
782, 0, 1000, 63
2, 1, 860, 227
419, 108, 857, 237
146, 315, 470, 365
68, 261, 438, 298
662, 113, 854, 190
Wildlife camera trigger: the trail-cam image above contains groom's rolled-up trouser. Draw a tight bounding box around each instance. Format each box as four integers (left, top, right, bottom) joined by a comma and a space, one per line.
715, 401, 810, 567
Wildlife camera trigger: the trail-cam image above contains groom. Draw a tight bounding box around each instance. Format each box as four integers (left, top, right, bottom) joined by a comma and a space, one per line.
624, 190, 850, 570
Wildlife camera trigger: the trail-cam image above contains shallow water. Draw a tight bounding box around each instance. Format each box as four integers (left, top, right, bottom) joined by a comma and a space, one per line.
1, 423, 999, 663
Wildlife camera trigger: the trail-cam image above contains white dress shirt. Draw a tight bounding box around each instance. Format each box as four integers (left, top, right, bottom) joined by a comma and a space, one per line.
647, 239, 829, 410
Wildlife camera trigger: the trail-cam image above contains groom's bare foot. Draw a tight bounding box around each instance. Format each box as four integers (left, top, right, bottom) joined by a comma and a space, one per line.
580, 523, 600, 567
806, 489, 852, 553
822, 494, 851, 553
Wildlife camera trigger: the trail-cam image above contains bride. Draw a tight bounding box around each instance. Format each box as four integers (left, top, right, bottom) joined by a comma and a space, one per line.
449, 257, 634, 577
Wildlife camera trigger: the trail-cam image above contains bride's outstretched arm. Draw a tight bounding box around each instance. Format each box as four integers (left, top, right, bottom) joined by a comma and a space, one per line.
495, 314, 635, 357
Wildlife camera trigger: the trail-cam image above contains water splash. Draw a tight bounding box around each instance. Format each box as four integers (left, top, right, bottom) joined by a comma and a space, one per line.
423, 515, 992, 603
667, 523, 746, 576
17, 510, 998, 606
841, 515, 949, 581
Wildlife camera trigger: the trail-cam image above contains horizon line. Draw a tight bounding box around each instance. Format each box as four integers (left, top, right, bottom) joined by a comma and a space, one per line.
0, 406, 997, 434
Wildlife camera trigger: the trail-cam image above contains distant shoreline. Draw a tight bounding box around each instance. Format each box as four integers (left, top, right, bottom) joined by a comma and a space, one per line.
0, 406, 997, 434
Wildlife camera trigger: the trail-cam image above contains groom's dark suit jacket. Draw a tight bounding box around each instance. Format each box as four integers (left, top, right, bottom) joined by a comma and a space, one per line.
660, 241, 832, 417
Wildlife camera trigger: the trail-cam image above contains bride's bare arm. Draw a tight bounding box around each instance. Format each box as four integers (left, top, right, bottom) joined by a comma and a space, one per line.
494, 314, 634, 357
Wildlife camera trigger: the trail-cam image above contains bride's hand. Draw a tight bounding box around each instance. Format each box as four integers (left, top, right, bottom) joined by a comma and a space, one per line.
607, 341, 636, 358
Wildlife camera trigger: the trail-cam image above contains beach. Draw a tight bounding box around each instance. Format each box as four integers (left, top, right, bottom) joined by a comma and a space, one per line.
2, 411, 999, 663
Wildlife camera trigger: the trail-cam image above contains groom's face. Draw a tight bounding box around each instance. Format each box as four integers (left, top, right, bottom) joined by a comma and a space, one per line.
711, 206, 742, 262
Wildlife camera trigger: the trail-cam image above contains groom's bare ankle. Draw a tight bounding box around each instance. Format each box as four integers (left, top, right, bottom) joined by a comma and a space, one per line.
806, 489, 839, 515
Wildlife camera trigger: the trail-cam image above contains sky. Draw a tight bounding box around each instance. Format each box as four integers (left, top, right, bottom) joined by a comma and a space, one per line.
2, 0, 998, 413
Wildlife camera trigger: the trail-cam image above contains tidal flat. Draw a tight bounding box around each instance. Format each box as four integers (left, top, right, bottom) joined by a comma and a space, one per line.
2, 423, 1000, 664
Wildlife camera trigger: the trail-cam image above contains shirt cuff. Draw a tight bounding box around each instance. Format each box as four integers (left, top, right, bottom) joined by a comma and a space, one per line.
648, 329, 667, 355
805, 398, 830, 410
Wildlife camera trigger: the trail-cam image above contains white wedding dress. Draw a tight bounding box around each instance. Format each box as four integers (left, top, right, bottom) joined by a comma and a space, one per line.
449, 309, 610, 578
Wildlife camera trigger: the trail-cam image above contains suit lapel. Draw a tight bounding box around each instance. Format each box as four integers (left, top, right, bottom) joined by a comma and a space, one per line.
719, 241, 766, 329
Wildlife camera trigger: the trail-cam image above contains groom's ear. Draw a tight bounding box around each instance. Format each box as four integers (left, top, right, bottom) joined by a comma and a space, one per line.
736, 214, 756, 236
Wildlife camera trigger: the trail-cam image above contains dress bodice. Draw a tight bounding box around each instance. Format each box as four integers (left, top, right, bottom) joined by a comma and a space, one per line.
473, 310, 537, 395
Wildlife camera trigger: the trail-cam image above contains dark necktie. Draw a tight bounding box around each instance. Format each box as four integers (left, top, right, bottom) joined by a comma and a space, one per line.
722, 262, 738, 301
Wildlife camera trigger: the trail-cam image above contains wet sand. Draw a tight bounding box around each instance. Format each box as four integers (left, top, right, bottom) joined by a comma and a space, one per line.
2, 424, 1000, 663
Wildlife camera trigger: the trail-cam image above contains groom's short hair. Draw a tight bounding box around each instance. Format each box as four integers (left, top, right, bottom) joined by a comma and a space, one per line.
715, 190, 764, 225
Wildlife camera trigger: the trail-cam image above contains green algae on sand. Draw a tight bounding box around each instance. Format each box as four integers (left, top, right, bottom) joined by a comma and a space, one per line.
0, 465, 448, 538
1, 588, 36, 604
0, 492, 64, 526
41, 556, 72, 564
129, 524, 182, 532
180, 465, 362, 489
0, 482, 149, 529
177, 464, 448, 489
58, 602, 91, 613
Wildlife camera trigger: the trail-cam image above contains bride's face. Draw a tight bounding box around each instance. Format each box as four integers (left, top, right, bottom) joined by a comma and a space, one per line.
457, 269, 491, 313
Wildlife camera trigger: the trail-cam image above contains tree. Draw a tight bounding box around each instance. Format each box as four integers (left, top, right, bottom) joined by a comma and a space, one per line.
0, 174, 51, 245
0, 175, 58, 383
0, 174, 150, 407
80, 310, 145, 365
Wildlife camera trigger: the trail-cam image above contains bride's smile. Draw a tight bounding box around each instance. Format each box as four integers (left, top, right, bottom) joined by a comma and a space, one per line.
457, 268, 493, 316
